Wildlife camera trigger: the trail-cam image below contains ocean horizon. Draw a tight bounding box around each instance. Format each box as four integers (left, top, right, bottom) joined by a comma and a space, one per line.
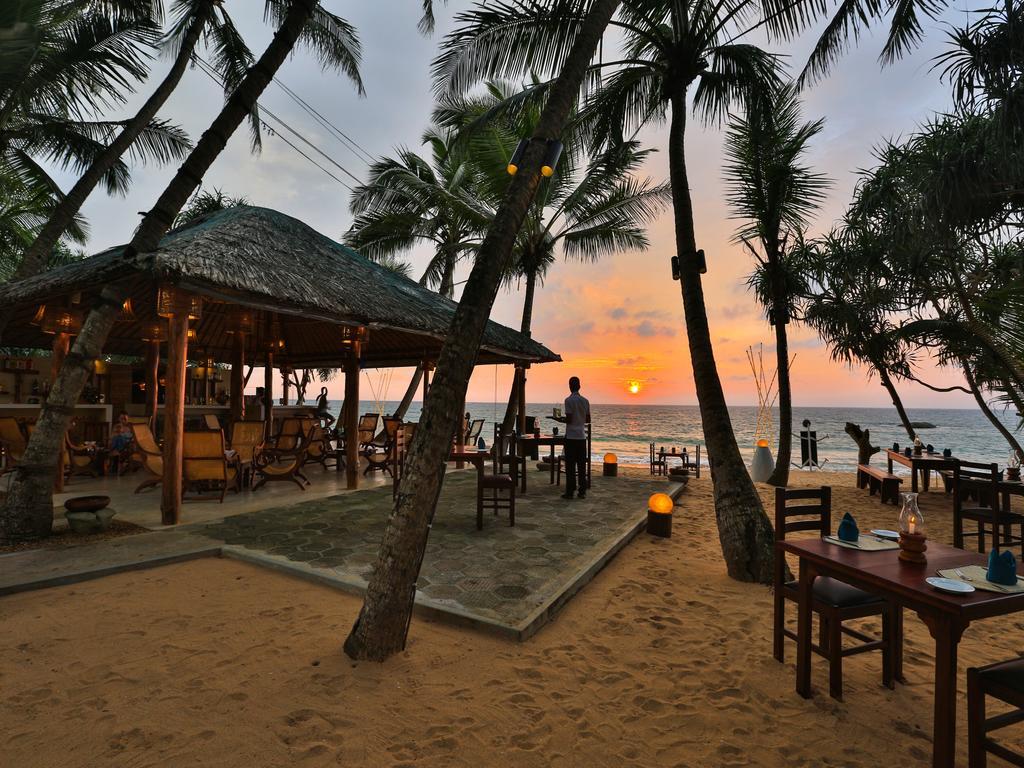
320, 400, 1021, 473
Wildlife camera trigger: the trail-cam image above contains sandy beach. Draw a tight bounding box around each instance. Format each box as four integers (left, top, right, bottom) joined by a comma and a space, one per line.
2, 469, 1022, 767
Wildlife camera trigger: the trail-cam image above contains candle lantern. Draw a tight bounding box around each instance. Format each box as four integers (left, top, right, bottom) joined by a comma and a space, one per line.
897, 492, 927, 564
39, 306, 83, 335
603, 453, 618, 477
156, 284, 202, 319
647, 492, 673, 538
751, 438, 775, 482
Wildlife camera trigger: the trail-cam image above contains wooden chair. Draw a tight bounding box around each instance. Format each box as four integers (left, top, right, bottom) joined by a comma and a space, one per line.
773, 486, 900, 700
357, 413, 380, 453
202, 413, 221, 431
392, 422, 409, 500
0, 416, 27, 473
229, 420, 265, 488
954, 461, 1024, 556
649, 442, 666, 476
130, 423, 163, 493
682, 445, 701, 479
478, 437, 515, 530
465, 418, 484, 445
270, 417, 311, 452
183, 430, 237, 501
253, 424, 312, 491
365, 417, 401, 475
968, 657, 1024, 767
64, 433, 99, 480
306, 423, 337, 470
495, 425, 527, 493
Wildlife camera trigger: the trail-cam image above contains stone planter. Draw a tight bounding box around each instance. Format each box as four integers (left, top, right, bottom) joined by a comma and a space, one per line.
63, 495, 114, 534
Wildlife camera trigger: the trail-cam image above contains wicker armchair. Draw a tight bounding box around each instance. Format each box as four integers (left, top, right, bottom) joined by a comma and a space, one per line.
183, 430, 237, 501
130, 423, 163, 493
253, 424, 312, 490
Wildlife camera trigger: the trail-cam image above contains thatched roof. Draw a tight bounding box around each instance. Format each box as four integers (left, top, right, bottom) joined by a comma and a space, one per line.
0, 206, 559, 367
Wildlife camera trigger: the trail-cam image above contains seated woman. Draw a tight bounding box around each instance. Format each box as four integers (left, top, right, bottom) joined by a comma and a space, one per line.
107, 412, 135, 474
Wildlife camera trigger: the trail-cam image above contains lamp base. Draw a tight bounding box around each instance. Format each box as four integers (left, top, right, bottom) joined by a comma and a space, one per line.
898, 531, 927, 565
603, 463, 617, 477
647, 511, 672, 538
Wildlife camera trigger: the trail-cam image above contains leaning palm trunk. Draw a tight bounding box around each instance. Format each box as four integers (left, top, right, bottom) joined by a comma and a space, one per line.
668, 94, 775, 584
343, 0, 622, 661
766, 304, 792, 486
7, 4, 212, 297
877, 366, 915, 440
0, 0, 322, 543
392, 367, 424, 420
502, 269, 537, 432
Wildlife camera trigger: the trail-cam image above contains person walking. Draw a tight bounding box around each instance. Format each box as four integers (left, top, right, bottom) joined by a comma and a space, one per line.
315, 386, 335, 429
561, 376, 591, 500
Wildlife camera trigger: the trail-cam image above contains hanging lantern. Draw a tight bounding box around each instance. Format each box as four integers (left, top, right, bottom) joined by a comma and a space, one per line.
141, 321, 168, 342
266, 314, 286, 352
118, 298, 136, 322
93, 359, 108, 375
340, 325, 369, 347
156, 284, 202, 319
226, 308, 255, 334
187, 327, 198, 342
40, 306, 83, 335
507, 138, 528, 175
541, 139, 563, 177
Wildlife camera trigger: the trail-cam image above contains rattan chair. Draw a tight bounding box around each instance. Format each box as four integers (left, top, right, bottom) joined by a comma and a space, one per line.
307, 423, 337, 470
253, 424, 312, 490
183, 430, 237, 501
773, 486, 901, 701
130, 423, 163, 493
64, 433, 99, 480
202, 413, 221, 431
365, 417, 401, 475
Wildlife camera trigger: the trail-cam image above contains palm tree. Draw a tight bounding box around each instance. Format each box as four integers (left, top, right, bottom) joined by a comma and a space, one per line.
344, 0, 623, 661
1, 0, 365, 543
174, 187, 251, 227
345, 127, 486, 419
801, 230, 918, 441
722, 85, 830, 486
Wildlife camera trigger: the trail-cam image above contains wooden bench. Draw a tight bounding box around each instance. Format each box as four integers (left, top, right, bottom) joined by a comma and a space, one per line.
857, 464, 902, 505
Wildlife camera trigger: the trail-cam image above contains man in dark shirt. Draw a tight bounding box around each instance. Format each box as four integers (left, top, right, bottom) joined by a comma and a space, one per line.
562, 376, 591, 500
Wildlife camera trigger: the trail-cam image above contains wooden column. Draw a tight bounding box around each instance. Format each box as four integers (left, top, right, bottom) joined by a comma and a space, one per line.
145, 339, 160, 431
230, 334, 245, 424
161, 314, 189, 525
281, 369, 290, 406
264, 352, 274, 435
344, 344, 360, 490
517, 364, 528, 435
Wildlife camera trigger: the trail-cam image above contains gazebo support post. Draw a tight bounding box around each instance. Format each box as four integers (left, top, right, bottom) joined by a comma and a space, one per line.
456, 394, 465, 468
161, 313, 189, 525
281, 369, 290, 406
345, 344, 360, 489
145, 338, 160, 431
230, 334, 245, 424
264, 352, 274, 437
517, 364, 528, 436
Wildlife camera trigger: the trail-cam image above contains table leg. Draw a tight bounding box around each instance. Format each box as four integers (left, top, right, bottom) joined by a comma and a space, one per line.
796, 558, 815, 699
919, 612, 967, 768
888, 455, 894, 474
923, 468, 931, 492
549, 444, 556, 484
911, 465, 919, 494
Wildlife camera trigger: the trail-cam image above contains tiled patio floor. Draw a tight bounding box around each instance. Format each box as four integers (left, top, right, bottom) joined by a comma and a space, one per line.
196, 469, 667, 638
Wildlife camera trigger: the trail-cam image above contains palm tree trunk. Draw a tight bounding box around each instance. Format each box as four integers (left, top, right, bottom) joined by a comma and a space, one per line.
502, 268, 537, 431
667, 92, 775, 584
877, 365, 915, 440
343, 0, 622, 661
392, 368, 424, 420
766, 308, 791, 486
10, 4, 212, 285
961, 360, 1024, 457
0, 0, 321, 543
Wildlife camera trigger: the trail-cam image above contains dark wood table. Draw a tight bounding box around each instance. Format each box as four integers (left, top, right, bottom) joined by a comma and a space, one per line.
782, 537, 1024, 768
449, 445, 488, 475
887, 449, 959, 493
517, 434, 566, 485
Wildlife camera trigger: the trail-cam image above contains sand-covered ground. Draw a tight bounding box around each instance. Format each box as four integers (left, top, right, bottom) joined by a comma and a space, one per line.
2, 469, 1023, 767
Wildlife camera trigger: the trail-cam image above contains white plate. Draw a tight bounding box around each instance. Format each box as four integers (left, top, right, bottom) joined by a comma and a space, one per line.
871, 529, 900, 541
926, 577, 975, 595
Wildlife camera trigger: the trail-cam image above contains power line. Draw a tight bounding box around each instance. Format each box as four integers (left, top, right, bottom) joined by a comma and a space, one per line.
271, 77, 376, 165
191, 56, 361, 191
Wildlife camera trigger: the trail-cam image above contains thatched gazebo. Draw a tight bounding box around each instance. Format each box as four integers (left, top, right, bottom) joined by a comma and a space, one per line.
0, 206, 559, 523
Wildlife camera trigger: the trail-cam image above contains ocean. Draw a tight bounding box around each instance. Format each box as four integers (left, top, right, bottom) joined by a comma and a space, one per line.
320, 400, 1021, 473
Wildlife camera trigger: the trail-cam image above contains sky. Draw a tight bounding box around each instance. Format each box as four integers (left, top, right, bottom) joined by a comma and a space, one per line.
51, 1, 991, 408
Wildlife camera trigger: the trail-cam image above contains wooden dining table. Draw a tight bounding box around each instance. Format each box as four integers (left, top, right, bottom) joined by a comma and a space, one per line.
517, 434, 566, 485
887, 449, 960, 493
781, 537, 1024, 768
449, 445, 488, 476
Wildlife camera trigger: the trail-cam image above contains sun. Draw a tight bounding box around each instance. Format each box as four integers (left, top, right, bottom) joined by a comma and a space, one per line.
628, 381, 641, 395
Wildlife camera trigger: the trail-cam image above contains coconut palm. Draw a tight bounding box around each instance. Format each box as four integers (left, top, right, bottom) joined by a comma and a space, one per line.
1, 0, 365, 543
174, 187, 251, 227
344, 0, 622, 661
722, 85, 829, 486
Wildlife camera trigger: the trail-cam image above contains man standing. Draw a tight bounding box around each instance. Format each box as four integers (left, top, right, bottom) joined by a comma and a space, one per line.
562, 376, 591, 500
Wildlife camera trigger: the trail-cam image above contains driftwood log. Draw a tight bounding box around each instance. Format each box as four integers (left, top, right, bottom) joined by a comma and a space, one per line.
845, 422, 880, 465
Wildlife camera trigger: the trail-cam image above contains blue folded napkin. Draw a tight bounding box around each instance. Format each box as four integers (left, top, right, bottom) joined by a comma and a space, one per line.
837, 512, 859, 543
987, 549, 1018, 586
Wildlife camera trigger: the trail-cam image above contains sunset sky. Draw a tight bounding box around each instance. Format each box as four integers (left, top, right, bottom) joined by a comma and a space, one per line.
53, 1, 987, 408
